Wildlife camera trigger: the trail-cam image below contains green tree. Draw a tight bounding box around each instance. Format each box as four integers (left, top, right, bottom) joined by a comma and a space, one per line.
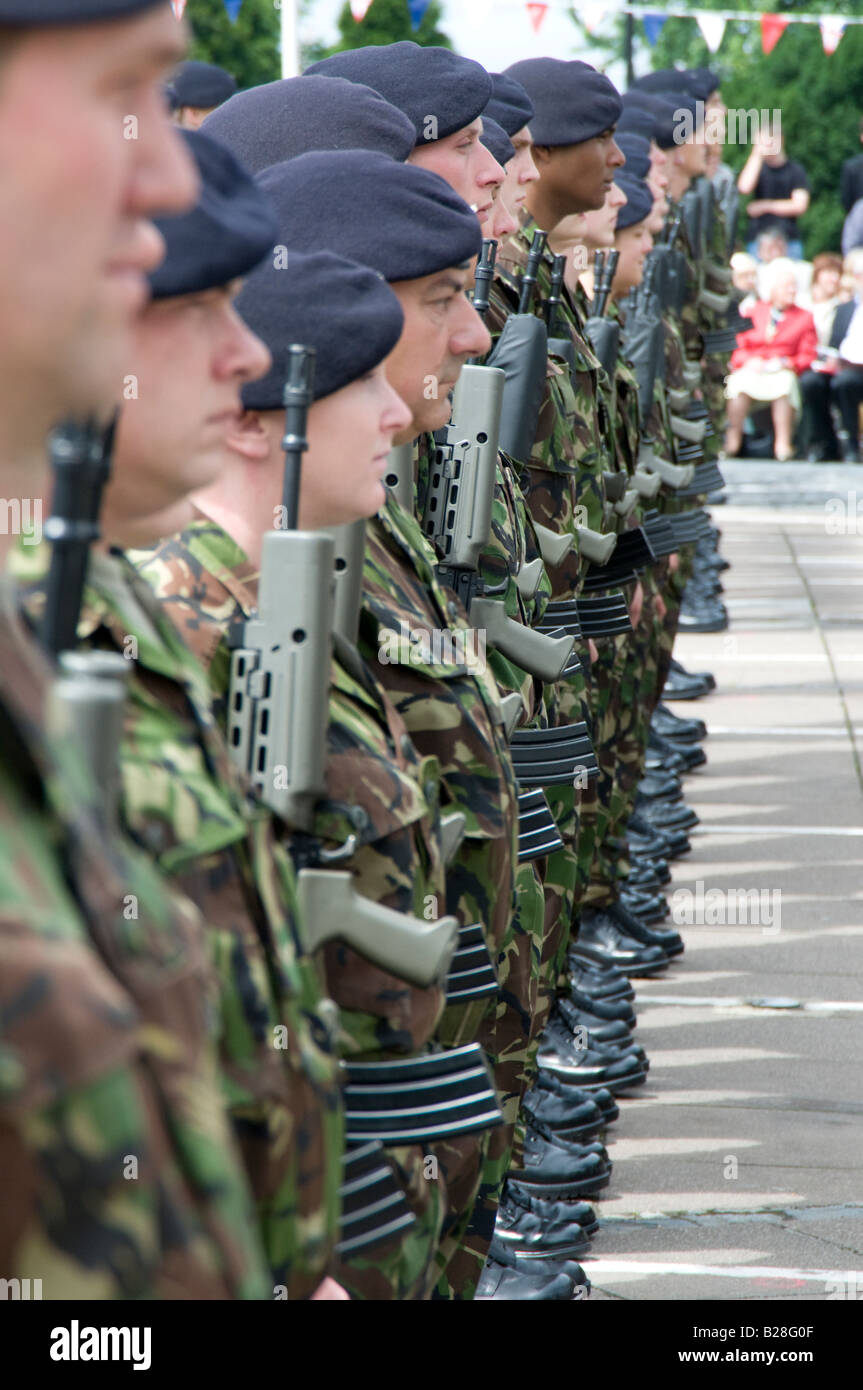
319, 0, 451, 58
186, 0, 280, 89
569, 0, 863, 257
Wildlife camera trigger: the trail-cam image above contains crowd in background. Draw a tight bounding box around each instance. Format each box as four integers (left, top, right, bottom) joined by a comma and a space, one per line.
726, 122, 863, 463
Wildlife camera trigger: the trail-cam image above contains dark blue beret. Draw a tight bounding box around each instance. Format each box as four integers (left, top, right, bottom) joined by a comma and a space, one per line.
631, 69, 683, 94
623, 90, 679, 150
656, 90, 705, 143
481, 116, 514, 169
254, 150, 481, 283
615, 132, 651, 180
504, 59, 622, 148
485, 71, 534, 136
684, 68, 720, 101
148, 129, 277, 300
237, 249, 404, 409
616, 101, 658, 143
305, 42, 492, 144
0, 0, 162, 17
614, 172, 653, 230
202, 75, 415, 170
168, 61, 237, 113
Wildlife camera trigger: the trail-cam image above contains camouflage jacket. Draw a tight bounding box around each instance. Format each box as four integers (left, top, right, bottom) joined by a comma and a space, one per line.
13, 544, 344, 1298
130, 516, 450, 1063
0, 587, 269, 1300
361, 496, 518, 1027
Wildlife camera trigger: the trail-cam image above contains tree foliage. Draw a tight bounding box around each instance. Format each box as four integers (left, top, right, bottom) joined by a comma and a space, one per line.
569, 0, 863, 257
315, 0, 451, 59
186, 0, 281, 89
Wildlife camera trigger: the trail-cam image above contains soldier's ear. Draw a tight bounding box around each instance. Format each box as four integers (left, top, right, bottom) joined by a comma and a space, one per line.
226, 409, 272, 463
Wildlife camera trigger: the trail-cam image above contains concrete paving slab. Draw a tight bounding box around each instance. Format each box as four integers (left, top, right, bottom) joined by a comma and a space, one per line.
584, 489, 863, 1305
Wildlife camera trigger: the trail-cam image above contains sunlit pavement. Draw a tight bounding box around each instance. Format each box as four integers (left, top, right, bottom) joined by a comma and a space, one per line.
584, 462, 863, 1302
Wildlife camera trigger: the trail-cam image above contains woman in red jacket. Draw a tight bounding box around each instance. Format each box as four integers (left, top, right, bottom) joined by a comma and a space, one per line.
725, 258, 818, 461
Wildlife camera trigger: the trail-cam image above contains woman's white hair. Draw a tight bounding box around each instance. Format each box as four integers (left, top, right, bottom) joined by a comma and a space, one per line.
761, 256, 798, 300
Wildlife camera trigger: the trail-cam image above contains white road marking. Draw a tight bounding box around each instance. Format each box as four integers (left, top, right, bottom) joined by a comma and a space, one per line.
635, 995, 863, 1014
583, 1260, 863, 1283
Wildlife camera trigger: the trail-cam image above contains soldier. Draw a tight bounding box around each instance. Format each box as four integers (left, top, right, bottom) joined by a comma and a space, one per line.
14, 128, 353, 1301
208, 63, 533, 1295
126, 145, 526, 1298
0, 0, 270, 1300
168, 58, 237, 128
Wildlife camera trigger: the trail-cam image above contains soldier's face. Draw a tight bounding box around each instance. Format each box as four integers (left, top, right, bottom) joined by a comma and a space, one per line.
542, 130, 625, 214
409, 120, 505, 222
613, 221, 653, 296
387, 269, 491, 442
579, 182, 626, 249
103, 283, 270, 543
0, 8, 197, 442
298, 365, 413, 529
481, 176, 518, 241
501, 127, 539, 215
174, 105, 215, 130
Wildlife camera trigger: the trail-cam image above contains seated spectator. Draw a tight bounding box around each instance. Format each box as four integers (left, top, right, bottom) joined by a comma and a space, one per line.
754, 228, 788, 264
725, 258, 817, 462
797, 252, 843, 345
800, 250, 863, 461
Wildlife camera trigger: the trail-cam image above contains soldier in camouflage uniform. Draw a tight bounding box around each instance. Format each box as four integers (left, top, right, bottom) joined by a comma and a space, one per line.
14, 132, 349, 1301
0, 0, 271, 1300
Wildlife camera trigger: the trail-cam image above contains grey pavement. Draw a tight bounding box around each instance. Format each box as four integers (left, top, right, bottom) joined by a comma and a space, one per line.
583, 465, 863, 1303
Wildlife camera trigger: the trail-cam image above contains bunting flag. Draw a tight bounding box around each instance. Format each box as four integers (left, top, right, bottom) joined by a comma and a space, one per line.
350, 0, 374, 19
170, 0, 187, 18
643, 12, 668, 46
696, 12, 726, 52
408, 0, 432, 30
525, 2, 549, 32
581, 1, 607, 35
760, 12, 789, 54
819, 16, 846, 55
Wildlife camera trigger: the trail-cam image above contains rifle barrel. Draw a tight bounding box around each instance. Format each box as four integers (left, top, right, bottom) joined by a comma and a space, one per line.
281, 344, 316, 527
518, 229, 548, 313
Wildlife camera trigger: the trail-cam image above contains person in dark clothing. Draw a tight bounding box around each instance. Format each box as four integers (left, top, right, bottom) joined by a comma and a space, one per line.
840, 117, 863, 214
799, 254, 863, 460
738, 130, 809, 260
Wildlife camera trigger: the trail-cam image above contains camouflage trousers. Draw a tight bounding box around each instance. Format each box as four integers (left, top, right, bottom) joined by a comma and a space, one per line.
336, 1145, 447, 1300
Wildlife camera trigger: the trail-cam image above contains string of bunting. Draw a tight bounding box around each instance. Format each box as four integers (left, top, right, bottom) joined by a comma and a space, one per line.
170, 1, 862, 55
618, 5, 863, 57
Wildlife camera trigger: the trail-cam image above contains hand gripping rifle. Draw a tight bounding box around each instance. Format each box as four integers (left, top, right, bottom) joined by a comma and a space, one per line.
228, 346, 457, 988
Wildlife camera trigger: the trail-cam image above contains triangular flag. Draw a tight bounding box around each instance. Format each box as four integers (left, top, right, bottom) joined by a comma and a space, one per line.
223, 0, 243, 22
408, 0, 432, 30
350, 0, 373, 19
819, 17, 846, 55
170, 0, 187, 18
696, 13, 726, 53
526, 2, 549, 34
581, 1, 606, 36
761, 13, 789, 56
642, 13, 668, 48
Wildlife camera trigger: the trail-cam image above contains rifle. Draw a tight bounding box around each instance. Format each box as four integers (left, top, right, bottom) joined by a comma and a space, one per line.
42, 415, 116, 658
472, 238, 496, 323
584, 249, 621, 377
228, 345, 458, 989
422, 364, 575, 684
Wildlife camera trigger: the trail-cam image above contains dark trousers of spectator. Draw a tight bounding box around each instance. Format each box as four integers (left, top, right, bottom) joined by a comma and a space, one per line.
799, 366, 863, 458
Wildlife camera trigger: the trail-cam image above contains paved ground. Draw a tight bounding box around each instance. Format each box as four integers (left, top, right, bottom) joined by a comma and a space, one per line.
584, 464, 863, 1302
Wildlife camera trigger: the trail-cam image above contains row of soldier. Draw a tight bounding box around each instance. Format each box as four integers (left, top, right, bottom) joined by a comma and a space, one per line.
0, 1, 734, 1302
